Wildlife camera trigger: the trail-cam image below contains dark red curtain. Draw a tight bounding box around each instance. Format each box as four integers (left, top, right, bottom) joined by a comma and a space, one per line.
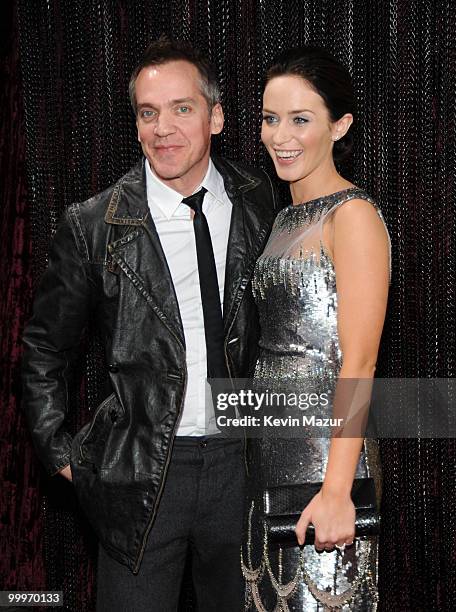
2, 1, 455, 610
0, 0, 44, 594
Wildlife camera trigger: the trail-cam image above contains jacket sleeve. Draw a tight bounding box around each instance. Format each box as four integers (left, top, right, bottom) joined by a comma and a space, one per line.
22, 206, 93, 476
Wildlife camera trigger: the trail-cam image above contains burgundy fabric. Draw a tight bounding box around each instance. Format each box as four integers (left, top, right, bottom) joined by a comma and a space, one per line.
0, 0, 44, 594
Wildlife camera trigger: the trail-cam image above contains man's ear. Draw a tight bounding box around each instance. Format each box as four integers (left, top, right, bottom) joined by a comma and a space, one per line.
210, 103, 224, 135
331, 113, 353, 141
136, 120, 141, 143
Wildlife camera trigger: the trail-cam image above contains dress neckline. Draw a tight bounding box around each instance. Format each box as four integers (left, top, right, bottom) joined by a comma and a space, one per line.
287, 186, 360, 210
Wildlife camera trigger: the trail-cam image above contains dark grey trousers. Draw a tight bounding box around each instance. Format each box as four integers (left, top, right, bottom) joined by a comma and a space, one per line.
96, 436, 246, 612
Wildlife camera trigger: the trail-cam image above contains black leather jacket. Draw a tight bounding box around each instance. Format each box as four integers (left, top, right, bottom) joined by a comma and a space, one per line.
22, 156, 277, 573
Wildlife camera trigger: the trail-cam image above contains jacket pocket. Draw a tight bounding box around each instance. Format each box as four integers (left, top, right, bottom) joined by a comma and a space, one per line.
78, 392, 125, 468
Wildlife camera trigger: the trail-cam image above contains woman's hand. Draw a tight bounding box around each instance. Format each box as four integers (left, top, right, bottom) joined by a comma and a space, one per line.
295, 489, 355, 550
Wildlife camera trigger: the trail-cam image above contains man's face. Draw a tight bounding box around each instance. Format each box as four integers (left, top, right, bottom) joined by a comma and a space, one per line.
135, 60, 224, 195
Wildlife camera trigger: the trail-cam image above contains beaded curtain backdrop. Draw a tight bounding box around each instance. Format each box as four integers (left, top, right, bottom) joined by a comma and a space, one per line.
1, 0, 453, 610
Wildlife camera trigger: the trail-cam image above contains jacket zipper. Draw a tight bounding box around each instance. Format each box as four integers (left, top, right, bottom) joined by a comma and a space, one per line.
133, 337, 187, 574
223, 227, 268, 478
224, 288, 250, 477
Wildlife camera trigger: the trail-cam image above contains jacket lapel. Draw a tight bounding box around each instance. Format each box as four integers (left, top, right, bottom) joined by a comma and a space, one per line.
105, 160, 185, 346
213, 157, 276, 332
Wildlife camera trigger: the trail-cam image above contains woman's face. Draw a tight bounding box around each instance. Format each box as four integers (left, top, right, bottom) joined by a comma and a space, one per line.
261, 75, 343, 185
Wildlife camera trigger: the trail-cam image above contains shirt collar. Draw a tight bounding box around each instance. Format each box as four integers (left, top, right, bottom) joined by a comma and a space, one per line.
200, 158, 226, 203
145, 158, 226, 220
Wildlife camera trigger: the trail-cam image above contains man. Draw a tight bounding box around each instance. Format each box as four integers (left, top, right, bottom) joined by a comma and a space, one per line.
22, 39, 276, 611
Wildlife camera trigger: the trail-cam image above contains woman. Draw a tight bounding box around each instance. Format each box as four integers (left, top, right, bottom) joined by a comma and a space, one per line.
241, 47, 390, 610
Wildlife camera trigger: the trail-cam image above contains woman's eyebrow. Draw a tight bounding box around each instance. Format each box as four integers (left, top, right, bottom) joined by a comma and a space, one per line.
262, 107, 316, 115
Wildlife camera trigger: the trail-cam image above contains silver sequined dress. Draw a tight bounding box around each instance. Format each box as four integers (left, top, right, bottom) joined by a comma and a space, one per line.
242, 188, 388, 611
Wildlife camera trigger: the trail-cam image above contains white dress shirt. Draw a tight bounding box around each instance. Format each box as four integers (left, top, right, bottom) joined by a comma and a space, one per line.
145, 159, 232, 436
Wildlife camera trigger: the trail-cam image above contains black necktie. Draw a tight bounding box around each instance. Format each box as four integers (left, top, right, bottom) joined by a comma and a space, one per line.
182, 188, 229, 380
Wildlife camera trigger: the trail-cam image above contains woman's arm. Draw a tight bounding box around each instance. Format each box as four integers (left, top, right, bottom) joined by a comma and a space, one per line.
295, 198, 390, 548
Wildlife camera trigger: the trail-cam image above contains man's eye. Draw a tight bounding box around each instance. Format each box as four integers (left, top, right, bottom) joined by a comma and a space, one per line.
262, 115, 278, 125
140, 110, 155, 119
178, 106, 191, 113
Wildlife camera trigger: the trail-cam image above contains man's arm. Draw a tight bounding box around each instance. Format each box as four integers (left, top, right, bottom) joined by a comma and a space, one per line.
22, 206, 93, 477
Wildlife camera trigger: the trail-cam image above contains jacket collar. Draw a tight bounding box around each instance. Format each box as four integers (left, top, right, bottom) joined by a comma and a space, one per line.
104, 156, 262, 226
105, 160, 147, 226
211, 155, 262, 198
